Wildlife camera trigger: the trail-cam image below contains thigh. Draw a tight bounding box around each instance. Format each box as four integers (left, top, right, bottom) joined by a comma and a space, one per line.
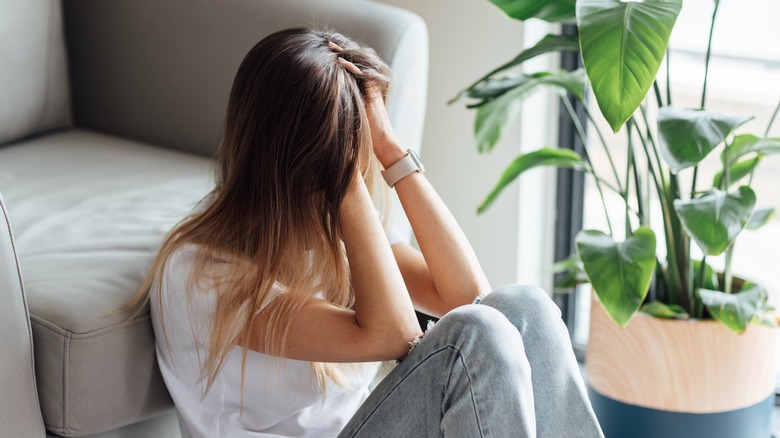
338, 343, 455, 438
339, 305, 536, 438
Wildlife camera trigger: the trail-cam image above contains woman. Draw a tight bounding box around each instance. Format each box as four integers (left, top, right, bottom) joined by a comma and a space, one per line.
126, 27, 603, 437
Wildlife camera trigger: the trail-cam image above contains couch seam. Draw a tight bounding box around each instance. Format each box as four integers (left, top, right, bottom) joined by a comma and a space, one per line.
30, 313, 151, 339
30, 315, 153, 434
62, 330, 70, 434
1, 197, 46, 429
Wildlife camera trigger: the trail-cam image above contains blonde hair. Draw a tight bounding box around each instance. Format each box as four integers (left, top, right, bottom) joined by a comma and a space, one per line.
122, 27, 393, 398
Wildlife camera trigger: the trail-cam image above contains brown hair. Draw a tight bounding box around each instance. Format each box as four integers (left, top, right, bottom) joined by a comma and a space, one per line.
122, 27, 393, 396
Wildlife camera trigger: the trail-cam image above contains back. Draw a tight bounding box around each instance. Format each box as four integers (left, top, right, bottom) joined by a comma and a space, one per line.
151, 243, 381, 438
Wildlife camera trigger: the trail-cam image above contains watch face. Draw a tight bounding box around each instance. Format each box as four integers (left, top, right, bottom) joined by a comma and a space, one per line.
409, 149, 425, 172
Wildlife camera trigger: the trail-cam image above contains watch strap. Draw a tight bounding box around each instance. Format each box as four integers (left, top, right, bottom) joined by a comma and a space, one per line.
381, 149, 425, 188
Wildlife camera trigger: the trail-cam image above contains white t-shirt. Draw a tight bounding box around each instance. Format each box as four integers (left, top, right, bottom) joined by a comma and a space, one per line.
151, 227, 405, 438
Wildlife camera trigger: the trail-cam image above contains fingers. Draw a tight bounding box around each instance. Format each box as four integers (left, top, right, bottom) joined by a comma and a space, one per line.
337, 57, 362, 76
328, 41, 345, 53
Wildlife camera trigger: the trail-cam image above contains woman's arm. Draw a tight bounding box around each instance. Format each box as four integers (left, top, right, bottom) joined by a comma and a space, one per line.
244, 177, 422, 362
366, 91, 492, 317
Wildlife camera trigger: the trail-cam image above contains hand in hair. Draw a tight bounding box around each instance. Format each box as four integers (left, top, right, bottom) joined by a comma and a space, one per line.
363, 83, 406, 169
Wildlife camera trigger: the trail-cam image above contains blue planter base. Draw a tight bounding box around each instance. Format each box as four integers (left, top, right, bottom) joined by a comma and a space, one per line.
588, 385, 774, 438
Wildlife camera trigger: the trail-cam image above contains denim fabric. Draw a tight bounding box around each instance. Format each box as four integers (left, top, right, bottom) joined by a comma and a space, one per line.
338, 284, 604, 438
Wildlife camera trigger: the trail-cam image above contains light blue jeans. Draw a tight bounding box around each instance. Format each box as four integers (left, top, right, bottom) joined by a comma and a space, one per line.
338, 284, 604, 438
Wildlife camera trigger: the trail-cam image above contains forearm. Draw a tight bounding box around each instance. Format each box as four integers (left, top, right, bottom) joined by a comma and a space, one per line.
378, 148, 492, 310
340, 183, 421, 348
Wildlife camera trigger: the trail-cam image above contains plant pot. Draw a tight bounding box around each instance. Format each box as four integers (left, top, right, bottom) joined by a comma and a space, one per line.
586, 294, 776, 438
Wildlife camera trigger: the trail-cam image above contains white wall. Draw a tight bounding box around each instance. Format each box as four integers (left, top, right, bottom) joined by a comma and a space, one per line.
377, 0, 557, 289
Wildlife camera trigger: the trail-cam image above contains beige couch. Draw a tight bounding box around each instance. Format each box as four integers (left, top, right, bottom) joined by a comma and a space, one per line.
0, 1, 428, 436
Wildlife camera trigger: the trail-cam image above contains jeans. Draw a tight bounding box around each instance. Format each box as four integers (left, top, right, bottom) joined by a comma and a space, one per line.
338, 284, 604, 438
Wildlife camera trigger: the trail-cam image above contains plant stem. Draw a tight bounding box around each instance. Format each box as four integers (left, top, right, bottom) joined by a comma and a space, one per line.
625, 138, 633, 238
695, 254, 707, 318
664, 172, 690, 311
687, 255, 695, 314
632, 117, 681, 306
560, 94, 614, 236
700, 0, 721, 110
666, 48, 672, 107
594, 176, 621, 196
631, 119, 664, 222
765, 98, 780, 137
697, 255, 707, 288
583, 106, 624, 193
646, 162, 652, 228
690, 0, 719, 210
724, 136, 731, 188
591, 175, 642, 218
725, 245, 734, 294
638, 106, 668, 188
631, 139, 646, 226
653, 81, 664, 108
636, 105, 687, 307
723, 123, 734, 295
689, 0, 719, 217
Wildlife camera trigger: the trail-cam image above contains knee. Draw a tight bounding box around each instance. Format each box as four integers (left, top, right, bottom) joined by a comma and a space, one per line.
439, 305, 521, 351
433, 305, 531, 380
480, 284, 562, 324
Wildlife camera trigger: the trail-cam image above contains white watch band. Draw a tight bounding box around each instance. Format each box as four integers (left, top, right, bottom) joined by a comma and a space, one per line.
381, 149, 425, 188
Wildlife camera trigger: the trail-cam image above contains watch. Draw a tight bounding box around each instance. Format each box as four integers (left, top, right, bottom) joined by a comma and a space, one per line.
381, 149, 425, 188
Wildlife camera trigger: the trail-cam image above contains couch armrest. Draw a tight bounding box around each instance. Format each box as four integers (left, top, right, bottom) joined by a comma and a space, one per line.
0, 192, 45, 437
63, 0, 428, 158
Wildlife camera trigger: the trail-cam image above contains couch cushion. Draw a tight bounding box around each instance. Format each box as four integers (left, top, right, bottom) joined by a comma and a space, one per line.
0, 0, 72, 145
0, 129, 213, 436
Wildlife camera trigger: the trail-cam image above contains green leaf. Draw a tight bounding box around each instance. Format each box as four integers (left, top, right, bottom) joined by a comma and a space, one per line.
577, 0, 682, 132
450, 35, 580, 104
712, 156, 762, 189
641, 301, 689, 320
474, 70, 587, 153
658, 108, 753, 173
496, 34, 579, 73
723, 134, 780, 162
673, 187, 756, 256
467, 72, 549, 102
699, 286, 767, 334
550, 254, 584, 273
746, 207, 776, 231
693, 259, 719, 291
551, 255, 589, 291
478, 148, 588, 213
553, 269, 590, 291
576, 227, 657, 327
489, 0, 576, 23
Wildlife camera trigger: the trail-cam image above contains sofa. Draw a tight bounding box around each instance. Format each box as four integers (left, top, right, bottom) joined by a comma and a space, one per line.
0, 1, 428, 436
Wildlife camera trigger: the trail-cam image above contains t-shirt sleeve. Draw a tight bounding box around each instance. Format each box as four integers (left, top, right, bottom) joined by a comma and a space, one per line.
385, 224, 406, 246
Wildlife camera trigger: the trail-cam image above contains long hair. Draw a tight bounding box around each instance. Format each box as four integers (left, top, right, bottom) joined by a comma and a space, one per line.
122, 27, 393, 397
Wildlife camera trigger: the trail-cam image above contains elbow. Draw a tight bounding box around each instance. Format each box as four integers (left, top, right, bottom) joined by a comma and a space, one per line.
472, 276, 492, 297
386, 325, 423, 360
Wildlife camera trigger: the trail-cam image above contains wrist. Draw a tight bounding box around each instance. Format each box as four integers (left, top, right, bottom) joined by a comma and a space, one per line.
381, 148, 425, 188
375, 142, 406, 169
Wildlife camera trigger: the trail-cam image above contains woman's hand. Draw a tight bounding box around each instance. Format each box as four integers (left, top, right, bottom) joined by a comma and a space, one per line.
363, 84, 406, 168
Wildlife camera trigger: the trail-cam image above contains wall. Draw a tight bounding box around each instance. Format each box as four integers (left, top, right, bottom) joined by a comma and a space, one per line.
376, 0, 558, 289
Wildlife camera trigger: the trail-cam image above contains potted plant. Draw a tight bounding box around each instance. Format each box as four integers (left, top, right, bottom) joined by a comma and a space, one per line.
451, 0, 779, 436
